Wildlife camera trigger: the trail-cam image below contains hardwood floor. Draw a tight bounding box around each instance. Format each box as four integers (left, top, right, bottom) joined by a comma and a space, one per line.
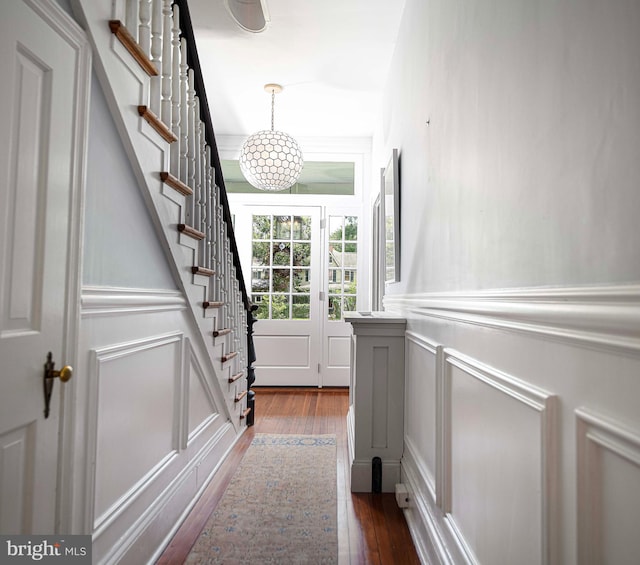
156, 388, 421, 564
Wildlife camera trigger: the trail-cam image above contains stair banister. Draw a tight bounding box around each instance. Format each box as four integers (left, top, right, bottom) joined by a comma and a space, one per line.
174, 0, 250, 312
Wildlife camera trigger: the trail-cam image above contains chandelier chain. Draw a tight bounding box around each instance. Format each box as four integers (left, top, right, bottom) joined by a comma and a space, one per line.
271, 88, 275, 131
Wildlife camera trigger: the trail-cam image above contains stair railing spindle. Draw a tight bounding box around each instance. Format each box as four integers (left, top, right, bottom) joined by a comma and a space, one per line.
138, 0, 151, 59
160, 0, 172, 125
169, 5, 181, 177
126, 0, 139, 43
149, 0, 162, 114
198, 120, 207, 266
178, 38, 189, 189
186, 69, 196, 226
205, 147, 213, 273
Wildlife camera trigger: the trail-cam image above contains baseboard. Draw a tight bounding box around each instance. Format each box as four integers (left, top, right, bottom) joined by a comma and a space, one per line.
401, 445, 466, 565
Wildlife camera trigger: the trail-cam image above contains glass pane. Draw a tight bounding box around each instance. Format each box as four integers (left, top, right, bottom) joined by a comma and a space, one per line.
386, 242, 395, 267
293, 269, 310, 292
273, 215, 291, 240
344, 242, 357, 254
344, 271, 357, 294
252, 294, 270, 319
252, 215, 271, 239
386, 215, 394, 240
272, 269, 290, 292
328, 269, 341, 294
345, 216, 358, 240
293, 242, 311, 266
328, 296, 342, 321
272, 242, 291, 265
252, 242, 270, 266
328, 246, 341, 267
251, 268, 270, 292
328, 216, 343, 241
344, 295, 357, 312
292, 295, 310, 319
271, 294, 290, 319
293, 216, 312, 240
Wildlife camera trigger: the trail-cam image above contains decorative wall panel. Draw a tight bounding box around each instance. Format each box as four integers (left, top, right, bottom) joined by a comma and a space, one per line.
89, 333, 183, 530
442, 350, 558, 565
577, 409, 640, 565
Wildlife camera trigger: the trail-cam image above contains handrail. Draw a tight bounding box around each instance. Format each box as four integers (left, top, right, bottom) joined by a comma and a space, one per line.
174, 0, 250, 312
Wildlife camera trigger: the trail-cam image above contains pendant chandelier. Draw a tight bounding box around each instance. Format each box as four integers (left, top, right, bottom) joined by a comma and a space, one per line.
239, 84, 304, 192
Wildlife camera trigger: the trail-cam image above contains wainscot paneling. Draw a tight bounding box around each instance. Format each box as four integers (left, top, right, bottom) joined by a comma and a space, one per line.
442, 350, 558, 565
576, 409, 640, 565
184, 338, 219, 447
89, 332, 183, 530
77, 287, 239, 564
404, 332, 440, 501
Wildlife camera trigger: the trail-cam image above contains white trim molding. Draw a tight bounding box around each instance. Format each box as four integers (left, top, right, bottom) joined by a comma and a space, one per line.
81, 286, 187, 316
576, 408, 640, 565
441, 349, 559, 565
384, 284, 640, 356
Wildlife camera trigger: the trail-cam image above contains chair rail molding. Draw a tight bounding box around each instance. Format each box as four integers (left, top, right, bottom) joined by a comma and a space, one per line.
384, 284, 640, 356
81, 286, 187, 316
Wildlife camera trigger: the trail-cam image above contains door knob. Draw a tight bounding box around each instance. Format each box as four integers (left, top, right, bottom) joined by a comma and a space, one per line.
52, 365, 73, 382
43, 352, 73, 418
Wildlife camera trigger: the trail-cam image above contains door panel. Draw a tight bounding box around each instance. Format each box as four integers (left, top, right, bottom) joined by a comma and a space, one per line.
0, 0, 86, 533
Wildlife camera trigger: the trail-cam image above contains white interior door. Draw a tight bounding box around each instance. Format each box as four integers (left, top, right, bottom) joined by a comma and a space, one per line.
0, 0, 87, 533
236, 206, 321, 386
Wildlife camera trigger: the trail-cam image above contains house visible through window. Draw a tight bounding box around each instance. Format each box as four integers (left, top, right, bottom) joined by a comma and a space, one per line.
327, 216, 358, 320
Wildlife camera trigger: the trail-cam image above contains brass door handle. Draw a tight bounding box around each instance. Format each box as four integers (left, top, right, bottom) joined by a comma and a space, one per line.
52, 365, 73, 382
43, 352, 73, 418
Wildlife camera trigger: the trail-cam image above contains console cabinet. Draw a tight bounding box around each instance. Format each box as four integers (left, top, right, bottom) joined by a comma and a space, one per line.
344, 312, 406, 492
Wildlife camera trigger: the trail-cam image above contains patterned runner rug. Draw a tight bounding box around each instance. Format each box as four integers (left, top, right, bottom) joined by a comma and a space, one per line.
185, 434, 338, 564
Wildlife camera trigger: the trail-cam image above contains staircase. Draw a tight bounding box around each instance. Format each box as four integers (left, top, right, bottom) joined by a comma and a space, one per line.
71, 0, 256, 428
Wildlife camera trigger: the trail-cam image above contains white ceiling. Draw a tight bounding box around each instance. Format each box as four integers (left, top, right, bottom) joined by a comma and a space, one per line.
189, 0, 406, 139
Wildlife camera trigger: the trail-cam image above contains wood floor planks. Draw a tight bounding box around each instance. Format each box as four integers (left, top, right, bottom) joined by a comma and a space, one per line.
156, 387, 420, 564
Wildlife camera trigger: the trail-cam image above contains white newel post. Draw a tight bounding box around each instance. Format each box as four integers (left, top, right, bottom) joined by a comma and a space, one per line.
345, 312, 406, 493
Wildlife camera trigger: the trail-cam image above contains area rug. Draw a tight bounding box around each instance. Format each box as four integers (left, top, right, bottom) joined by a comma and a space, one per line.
185, 434, 338, 564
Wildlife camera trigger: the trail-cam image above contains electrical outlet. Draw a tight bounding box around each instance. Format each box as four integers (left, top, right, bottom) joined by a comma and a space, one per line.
395, 483, 410, 508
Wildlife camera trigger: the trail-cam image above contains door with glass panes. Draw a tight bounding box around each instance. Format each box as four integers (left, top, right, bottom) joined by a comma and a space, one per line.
322, 213, 360, 386
235, 206, 359, 386
236, 206, 321, 386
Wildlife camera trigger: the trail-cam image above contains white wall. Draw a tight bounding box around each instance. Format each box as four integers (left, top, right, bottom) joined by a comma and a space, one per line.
376, 0, 640, 294
374, 0, 640, 563
83, 73, 176, 289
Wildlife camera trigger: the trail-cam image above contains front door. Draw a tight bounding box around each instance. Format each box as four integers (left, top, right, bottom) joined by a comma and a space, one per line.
236, 206, 361, 387
236, 206, 321, 386
0, 0, 88, 533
